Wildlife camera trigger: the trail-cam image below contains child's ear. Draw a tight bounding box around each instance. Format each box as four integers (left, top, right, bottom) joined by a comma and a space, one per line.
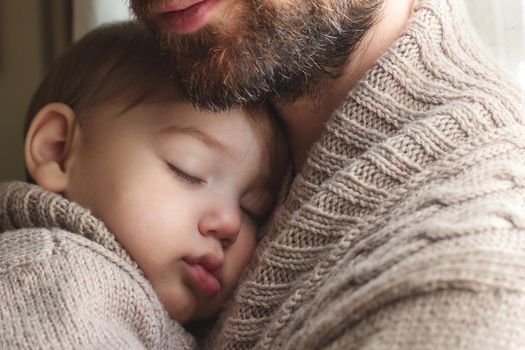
24, 103, 78, 193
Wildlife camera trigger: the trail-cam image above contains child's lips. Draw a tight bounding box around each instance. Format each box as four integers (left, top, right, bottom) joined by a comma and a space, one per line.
184, 255, 223, 295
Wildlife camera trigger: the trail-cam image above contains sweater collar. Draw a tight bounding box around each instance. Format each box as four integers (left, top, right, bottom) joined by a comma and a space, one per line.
286, 0, 521, 210
0, 181, 136, 266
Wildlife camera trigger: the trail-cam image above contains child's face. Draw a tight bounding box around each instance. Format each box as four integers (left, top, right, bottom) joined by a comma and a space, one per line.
65, 102, 274, 324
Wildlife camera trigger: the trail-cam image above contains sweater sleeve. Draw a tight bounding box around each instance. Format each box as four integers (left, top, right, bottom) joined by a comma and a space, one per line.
274, 159, 525, 349
0, 228, 193, 350
326, 288, 525, 350
278, 242, 525, 350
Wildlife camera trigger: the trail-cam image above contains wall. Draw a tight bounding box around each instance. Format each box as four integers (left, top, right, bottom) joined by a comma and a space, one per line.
0, 1, 44, 181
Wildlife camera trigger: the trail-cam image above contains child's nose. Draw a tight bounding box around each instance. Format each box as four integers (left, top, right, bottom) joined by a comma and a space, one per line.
198, 203, 241, 248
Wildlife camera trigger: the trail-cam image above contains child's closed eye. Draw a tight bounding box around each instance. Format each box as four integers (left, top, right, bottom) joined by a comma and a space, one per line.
166, 163, 205, 185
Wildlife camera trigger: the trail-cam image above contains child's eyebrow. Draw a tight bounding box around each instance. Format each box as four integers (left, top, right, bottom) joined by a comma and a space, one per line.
158, 125, 230, 155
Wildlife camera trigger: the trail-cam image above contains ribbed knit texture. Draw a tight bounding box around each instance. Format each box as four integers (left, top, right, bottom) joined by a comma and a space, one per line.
0, 181, 196, 349
205, 0, 525, 349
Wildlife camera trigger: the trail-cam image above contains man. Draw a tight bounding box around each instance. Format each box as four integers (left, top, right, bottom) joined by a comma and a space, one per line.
131, 0, 525, 348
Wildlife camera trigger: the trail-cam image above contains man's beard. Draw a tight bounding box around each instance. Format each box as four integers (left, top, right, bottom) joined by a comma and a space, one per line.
132, 0, 383, 111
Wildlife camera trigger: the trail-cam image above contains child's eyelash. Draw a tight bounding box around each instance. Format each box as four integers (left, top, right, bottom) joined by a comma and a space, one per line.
167, 163, 204, 185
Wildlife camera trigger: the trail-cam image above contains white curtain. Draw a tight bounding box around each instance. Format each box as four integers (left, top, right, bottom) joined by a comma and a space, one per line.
464, 0, 525, 88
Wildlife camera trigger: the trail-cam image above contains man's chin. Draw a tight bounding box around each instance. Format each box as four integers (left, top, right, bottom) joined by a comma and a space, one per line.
132, 0, 382, 110
160, 27, 278, 110
171, 67, 275, 111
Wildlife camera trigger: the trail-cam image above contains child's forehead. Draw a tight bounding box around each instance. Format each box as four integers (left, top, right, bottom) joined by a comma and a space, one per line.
155, 107, 269, 154
144, 102, 274, 142
85, 100, 271, 138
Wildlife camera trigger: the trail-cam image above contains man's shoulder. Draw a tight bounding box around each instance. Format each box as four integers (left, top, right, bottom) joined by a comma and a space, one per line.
365, 132, 525, 287
315, 121, 525, 299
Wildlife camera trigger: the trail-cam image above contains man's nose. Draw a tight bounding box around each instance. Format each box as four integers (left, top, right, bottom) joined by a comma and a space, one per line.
198, 203, 241, 248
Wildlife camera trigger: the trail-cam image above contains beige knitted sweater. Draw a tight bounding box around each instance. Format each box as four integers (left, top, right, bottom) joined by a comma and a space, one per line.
0, 182, 195, 349
207, 0, 525, 349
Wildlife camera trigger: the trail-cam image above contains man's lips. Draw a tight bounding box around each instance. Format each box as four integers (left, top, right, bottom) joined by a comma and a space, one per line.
157, 0, 207, 13
156, 0, 220, 34
185, 255, 223, 295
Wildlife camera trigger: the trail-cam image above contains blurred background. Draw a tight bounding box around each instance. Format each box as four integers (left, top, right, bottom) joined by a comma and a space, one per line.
0, 0, 524, 181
